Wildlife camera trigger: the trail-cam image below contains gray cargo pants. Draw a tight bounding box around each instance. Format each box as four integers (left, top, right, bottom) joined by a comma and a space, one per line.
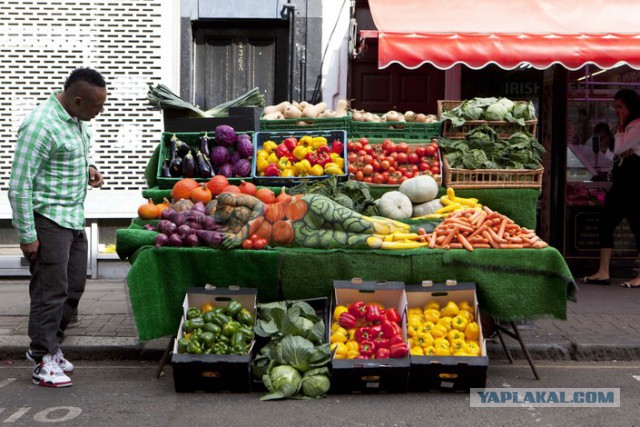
27, 213, 87, 361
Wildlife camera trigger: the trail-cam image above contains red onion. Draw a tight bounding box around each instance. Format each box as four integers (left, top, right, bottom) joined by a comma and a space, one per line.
155, 233, 169, 247
183, 233, 199, 247
177, 225, 192, 239
162, 221, 177, 237
168, 234, 183, 247
143, 223, 156, 231
192, 201, 206, 214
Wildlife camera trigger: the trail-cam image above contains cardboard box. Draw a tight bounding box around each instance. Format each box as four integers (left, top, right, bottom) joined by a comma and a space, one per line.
329, 279, 409, 394
405, 281, 488, 392
163, 107, 261, 133
171, 287, 257, 393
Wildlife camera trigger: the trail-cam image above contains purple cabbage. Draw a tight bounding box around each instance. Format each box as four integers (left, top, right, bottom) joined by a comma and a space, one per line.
211, 145, 230, 166
219, 163, 234, 178
233, 159, 252, 177
229, 151, 241, 165
236, 138, 254, 159
214, 125, 237, 147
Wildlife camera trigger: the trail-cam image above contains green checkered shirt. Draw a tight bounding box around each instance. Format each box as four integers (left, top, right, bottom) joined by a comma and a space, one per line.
8, 92, 94, 243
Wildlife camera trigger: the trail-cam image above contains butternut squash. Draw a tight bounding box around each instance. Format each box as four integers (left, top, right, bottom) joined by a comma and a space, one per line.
335, 99, 349, 117
262, 101, 291, 116
283, 105, 302, 119
262, 111, 285, 120
302, 102, 327, 118
317, 109, 337, 118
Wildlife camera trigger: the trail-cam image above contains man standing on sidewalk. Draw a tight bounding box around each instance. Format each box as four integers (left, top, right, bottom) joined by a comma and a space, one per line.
8, 68, 107, 388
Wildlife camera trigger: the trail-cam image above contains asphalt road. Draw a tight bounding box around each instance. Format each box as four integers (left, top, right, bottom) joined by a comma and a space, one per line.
0, 360, 638, 427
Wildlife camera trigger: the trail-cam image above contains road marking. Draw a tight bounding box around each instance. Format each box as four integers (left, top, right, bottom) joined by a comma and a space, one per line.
0, 378, 16, 388
33, 407, 81, 423
494, 364, 640, 369
632, 375, 640, 381
4, 407, 29, 423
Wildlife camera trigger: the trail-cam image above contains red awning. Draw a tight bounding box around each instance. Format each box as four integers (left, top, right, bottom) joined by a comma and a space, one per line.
367, 0, 640, 70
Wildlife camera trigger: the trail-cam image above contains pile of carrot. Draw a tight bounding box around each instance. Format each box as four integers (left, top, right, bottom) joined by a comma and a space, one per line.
419, 206, 548, 251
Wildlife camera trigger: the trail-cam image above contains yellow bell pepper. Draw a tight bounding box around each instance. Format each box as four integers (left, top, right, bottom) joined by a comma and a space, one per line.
450, 339, 467, 354
447, 329, 465, 342
424, 302, 440, 311
466, 340, 481, 356
408, 307, 423, 316
346, 349, 360, 359
434, 337, 450, 349
333, 305, 348, 321
292, 145, 310, 161
456, 309, 474, 322
458, 300, 474, 314
330, 328, 348, 344
437, 316, 453, 331
465, 321, 480, 340
267, 152, 279, 165
262, 140, 277, 153
452, 314, 469, 331
422, 309, 440, 324
324, 162, 343, 175
430, 323, 448, 339
330, 153, 345, 169
410, 346, 425, 356
422, 321, 436, 335
310, 136, 327, 149
294, 159, 311, 175
434, 347, 451, 356
440, 301, 460, 318
299, 135, 313, 148
346, 328, 357, 341
407, 319, 422, 337
416, 331, 434, 348
453, 350, 471, 357
309, 164, 324, 176
257, 149, 268, 159
345, 341, 359, 352
256, 156, 269, 173
331, 321, 341, 333
331, 342, 348, 359
281, 167, 295, 177
277, 156, 291, 171
423, 346, 436, 356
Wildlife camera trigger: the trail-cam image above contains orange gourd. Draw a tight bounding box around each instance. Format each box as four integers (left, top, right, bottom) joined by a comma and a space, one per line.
284, 195, 307, 221
255, 187, 276, 204
171, 178, 200, 202
138, 199, 160, 220
157, 198, 171, 216
191, 184, 213, 204
254, 218, 273, 241
221, 184, 241, 194
272, 220, 295, 246
275, 186, 293, 204
265, 202, 285, 224
239, 180, 257, 196
206, 175, 230, 196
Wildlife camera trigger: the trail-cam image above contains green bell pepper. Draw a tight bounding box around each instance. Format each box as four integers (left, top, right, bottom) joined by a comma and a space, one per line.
215, 342, 229, 354
200, 331, 215, 346
226, 299, 243, 318
187, 317, 205, 330
237, 309, 254, 327
202, 311, 216, 324
187, 340, 203, 354
232, 344, 249, 355
218, 334, 231, 345
203, 322, 221, 336
212, 312, 230, 327
222, 322, 239, 338
187, 306, 201, 320
211, 306, 227, 315
177, 337, 189, 354
203, 347, 214, 354
231, 331, 246, 348
238, 326, 254, 340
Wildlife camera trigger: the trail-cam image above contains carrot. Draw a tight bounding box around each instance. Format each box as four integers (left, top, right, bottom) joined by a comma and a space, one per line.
442, 227, 458, 246
449, 243, 463, 249
470, 243, 491, 249
457, 233, 474, 252
428, 231, 438, 249
486, 227, 504, 244
498, 243, 524, 249
436, 235, 446, 245
497, 218, 507, 239
482, 230, 499, 248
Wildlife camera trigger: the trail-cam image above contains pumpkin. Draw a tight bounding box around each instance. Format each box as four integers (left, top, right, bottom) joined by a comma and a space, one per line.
272, 220, 295, 246
254, 218, 273, 241
398, 175, 439, 204
191, 184, 213, 204
412, 199, 444, 217
376, 191, 413, 220
171, 198, 194, 212
239, 180, 257, 196
137, 199, 160, 220
284, 195, 307, 221
249, 215, 265, 236
255, 187, 276, 204
171, 178, 200, 202
205, 199, 218, 216
265, 202, 285, 224
221, 184, 241, 194
275, 186, 293, 204
206, 175, 229, 196
156, 198, 171, 216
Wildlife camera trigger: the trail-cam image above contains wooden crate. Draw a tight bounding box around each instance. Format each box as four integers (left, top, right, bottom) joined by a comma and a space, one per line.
437, 100, 537, 139
442, 156, 543, 189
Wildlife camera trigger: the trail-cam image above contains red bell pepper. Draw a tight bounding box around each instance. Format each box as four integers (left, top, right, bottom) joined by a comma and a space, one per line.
381, 319, 402, 338
348, 301, 368, 319
359, 340, 375, 357
283, 137, 298, 152
389, 342, 409, 358
316, 147, 332, 167
275, 143, 289, 159
265, 164, 280, 177
366, 304, 382, 323
305, 151, 318, 166
373, 334, 389, 349
375, 347, 390, 359
354, 327, 371, 342
369, 324, 383, 339
354, 355, 368, 360
384, 307, 401, 324
331, 140, 344, 155
338, 312, 357, 329
389, 335, 405, 347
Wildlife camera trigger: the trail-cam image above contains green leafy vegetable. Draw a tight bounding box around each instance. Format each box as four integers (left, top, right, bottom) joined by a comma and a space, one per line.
261, 365, 302, 400
301, 367, 331, 398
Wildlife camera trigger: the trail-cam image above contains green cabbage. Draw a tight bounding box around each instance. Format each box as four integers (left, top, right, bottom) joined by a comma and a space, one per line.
261, 365, 302, 400
301, 367, 331, 398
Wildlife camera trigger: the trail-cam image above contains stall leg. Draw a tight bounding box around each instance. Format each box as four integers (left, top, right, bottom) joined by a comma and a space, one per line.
495, 328, 514, 364
492, 319, 540, 380
155, 335, 175, 379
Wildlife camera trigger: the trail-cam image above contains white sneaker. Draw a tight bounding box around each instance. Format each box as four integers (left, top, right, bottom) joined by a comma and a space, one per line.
27, 349, 74, 374
32, 354, 72, 388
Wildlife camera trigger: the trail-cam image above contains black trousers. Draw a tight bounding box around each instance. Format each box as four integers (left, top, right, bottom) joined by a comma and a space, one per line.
599, 154, 640, 252
27, 213, 87, 360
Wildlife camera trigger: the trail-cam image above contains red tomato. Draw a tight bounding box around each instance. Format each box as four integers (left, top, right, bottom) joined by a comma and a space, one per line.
355, 171, 364, 181
359, 137, 369, 145
353, 142, 363, 152
373, 173, 385, 184
404, 171, 414, 179
387, 175, 399, 185
398, 176, 408, 184
396, 152, 408, 164
419, 162, 430, 171
363, 144, 374, 154
249, 234, 259, 242
242, 239, 254, 250
430, 141, 439, 149
347, 141, 355, 152
380, 160, 391, 170
431, 165, 441, 174
371, 160, 381, 172
348, 152, 358, 163
363, 154, 374, 165
357, 149, 367, 157
363, 176, 373, 183
410, 164, 419, 173
424, 145, 437, 156
385, 141, 397, 153
347, 164, 357, 174
415, 147, 427, 157
396, 142, 409, 153
408, 153, 420, 164
253, 238, 267, 250
362, 164, 374, 175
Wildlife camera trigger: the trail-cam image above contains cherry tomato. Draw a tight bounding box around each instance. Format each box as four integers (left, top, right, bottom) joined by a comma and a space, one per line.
242, 239, 254, 250
249, 234, 259, 242
253, 238, 267, 250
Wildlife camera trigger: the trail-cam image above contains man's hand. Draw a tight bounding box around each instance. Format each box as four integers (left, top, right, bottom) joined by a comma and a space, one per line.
89, 166, 104, 188
20, 240, 39, 261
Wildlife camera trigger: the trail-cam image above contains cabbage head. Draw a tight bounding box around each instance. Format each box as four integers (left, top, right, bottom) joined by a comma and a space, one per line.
261, 365, 302, 400
482, 102, 510, 121
214, 124, 237, 147
301, 367, 331, 398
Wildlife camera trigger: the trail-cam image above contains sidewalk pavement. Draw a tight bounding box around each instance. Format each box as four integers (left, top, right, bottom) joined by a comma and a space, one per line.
1, 278, 640, 364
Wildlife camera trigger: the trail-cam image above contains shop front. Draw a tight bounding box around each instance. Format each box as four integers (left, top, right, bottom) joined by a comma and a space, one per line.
353, 0, 640, 277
